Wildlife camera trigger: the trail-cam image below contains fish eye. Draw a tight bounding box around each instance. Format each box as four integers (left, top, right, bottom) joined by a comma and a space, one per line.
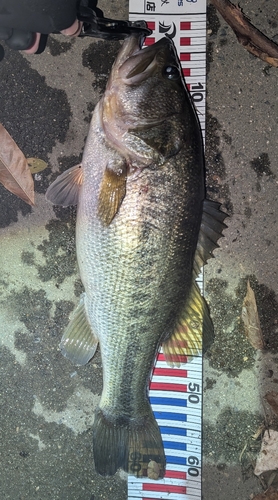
163, 65, 180, 80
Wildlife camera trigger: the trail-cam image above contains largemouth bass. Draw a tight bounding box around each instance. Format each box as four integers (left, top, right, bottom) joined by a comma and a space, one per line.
46, 34, 226, 478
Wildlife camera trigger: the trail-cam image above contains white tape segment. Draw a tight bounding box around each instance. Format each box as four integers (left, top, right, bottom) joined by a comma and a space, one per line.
128, 1, 206, 498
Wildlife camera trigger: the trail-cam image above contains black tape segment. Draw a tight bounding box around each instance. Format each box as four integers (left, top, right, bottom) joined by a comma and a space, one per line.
0, 43, 4, 61
35, 34, 48, 54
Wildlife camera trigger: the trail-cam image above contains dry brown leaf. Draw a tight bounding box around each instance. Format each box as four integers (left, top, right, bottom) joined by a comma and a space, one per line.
27, 157, 48, 174
254, 430, 278, 476
147, 460, 160, 480
265, 392, 278, 417
252, 486, 278, 499
241, 280, 264, 350
0, 124, 34, 205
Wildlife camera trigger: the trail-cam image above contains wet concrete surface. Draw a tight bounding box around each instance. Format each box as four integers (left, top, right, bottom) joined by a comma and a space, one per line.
0, 0, 278, 499
203, 1, 278, 498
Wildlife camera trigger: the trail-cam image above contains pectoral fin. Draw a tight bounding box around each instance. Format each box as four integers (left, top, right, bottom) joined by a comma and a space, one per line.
162, 282, 213, 367
60, 294, 98, 366
46, 164, 83, 206
98, 161, 127, 226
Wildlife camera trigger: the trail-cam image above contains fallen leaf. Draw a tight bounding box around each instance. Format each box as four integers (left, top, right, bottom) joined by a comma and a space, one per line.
27, 157, 48, 174
254, 429, 278, 476
241, 280, 264, 350
147, 460, 160, 480
252, 486, 278, 499
0, 124, 34, 205
265, 392, 278, 417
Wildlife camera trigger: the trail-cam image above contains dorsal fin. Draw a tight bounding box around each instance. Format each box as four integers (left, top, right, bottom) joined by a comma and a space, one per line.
162, 200, 227, 366
193, 199, 227, 278
162, 281, 212, 366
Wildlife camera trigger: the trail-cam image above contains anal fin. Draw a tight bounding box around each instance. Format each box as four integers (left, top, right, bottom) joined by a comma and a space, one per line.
60, 294, 98, 366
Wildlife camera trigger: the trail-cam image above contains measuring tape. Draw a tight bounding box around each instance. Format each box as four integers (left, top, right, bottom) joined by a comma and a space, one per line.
128, 352, 203, 500
129, 0, 206, 140
128, 1, 206, 498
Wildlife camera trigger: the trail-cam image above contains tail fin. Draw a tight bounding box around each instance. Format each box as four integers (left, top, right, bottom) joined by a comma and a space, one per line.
93, 408, 166, 478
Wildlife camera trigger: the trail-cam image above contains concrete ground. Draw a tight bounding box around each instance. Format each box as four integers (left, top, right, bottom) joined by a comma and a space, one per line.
0, 0, 277, 499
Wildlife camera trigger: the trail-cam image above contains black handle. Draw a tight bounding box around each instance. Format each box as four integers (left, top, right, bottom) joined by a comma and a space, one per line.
78, 7, 152, 41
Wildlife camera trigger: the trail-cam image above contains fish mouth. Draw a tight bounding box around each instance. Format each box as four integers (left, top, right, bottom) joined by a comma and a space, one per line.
115, 35, 178, 85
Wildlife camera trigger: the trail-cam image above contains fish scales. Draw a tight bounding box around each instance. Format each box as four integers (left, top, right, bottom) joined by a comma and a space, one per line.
78, 54, 204, 387
78, 115, 202, 403
46, 34, 227, 479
